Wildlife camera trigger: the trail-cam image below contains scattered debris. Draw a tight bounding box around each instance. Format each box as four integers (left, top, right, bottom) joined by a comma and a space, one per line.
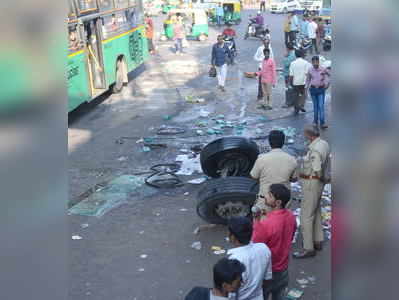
184, 192, 190, 196
188, 177, 207, 184
175, 154, 202, 175
139, 231, 145, 235
81, 223, 89, 229
196, 130, 205, 136
199, 109, 211, 118
307, 276, 316, 284
286, 288, 304, 299
191, 241, 202, 250
72, 235, 82, 240
193, 227, 200, 235
179, 208, 188, 212
142, 146, 151, 152
140, 254, 148, 259
138, 268, 145, 272
211, 246, 223, 251
296, 278, 309, 285
214, 250, 226, 255
163, 115, 173, 121
157, 125, 186, 135
185, 259, 191, 264
117, 156, 128, 161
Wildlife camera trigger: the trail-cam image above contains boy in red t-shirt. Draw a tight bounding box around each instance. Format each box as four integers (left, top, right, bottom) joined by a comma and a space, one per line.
252, 184, 297, 300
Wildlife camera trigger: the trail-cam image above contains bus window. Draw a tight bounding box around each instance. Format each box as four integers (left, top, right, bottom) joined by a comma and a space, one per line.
102, 12, 130, 39
76, 0, 98, 14
68, 26, 82, 53
97, 0, 114, 11
115, 0, 129, 9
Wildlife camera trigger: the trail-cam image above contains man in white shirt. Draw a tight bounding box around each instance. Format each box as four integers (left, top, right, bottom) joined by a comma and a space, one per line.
227, 217, 272, 300
307, 18, 319, 54
254, 38, 274, 101
289, 49, 312, 115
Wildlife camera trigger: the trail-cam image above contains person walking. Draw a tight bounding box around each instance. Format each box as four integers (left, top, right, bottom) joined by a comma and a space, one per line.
254, 38, 274, 101
144, 13, 155, 55
226, 217, 272, 300
260, 0, 266, 12
306, 56, 330, 129
282, 42, 296, 108
289, 49, 312, 114
252, 184, 297, 300
283, 14, 291, 46
288, 12, 299, 44
216, 3, 225, 27
185, 258, 246, 300
307, 17, 318, 54
255, 48, 276, 110
211, 35, 233, 92
316, 18, 325, 52
293, 125, 330, 259
250, 130, 298, 218
300, 15, 309, 38
173, 20, 185, 55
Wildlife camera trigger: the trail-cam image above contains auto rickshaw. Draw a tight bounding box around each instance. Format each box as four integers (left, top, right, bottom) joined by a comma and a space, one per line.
161, 8, 209, 41
209, 0, 241, 25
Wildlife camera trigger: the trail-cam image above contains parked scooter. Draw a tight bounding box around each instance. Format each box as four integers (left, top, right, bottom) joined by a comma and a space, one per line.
244, 17, 267, 40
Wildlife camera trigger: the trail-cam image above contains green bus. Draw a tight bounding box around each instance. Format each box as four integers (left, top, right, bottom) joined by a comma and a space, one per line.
67, 0, 149, 112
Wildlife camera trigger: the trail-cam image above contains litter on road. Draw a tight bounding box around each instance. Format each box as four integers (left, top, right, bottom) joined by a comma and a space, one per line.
286, 288, 304, 299
140, 254, 148, 259
80, 223, 89, 229
191, 241, 202, 250
213, 250, 226, 255
72, 235, 82, 240
188, 177, 207, 184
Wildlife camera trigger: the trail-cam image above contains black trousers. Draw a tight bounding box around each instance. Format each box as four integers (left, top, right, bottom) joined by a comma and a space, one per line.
260, 2, 266, 11
293, 85, 306, 112
284, 32, 289, 46
289, 31, 297, 44
257, 70, 263, 99
310, 38, 319, 54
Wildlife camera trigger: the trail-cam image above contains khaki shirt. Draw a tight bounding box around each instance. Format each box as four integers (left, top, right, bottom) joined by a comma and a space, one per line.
300, 137, 330, 177
250, 148, 298, 196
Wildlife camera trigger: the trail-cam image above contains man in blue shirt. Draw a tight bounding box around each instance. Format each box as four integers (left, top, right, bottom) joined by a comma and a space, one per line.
289, 12, 299, 43
216, 3, 224, 27
211, 35, 233, 92
300, 16, 310, 38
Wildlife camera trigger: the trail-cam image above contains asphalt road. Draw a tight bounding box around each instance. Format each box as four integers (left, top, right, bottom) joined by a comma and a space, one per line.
69, 9, 331, 300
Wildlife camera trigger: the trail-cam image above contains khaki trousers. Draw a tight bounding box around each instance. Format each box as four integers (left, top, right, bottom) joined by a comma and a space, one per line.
261, 82, 272, 107
300, 179, 324, 250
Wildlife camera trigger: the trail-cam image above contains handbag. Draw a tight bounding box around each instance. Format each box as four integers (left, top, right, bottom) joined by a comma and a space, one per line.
209, 66, 216, 77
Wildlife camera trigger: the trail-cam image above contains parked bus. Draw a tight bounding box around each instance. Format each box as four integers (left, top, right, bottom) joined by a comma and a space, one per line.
67, 0, 149, 112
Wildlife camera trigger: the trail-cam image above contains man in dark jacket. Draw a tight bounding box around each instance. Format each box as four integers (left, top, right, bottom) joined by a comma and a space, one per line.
211, 35, 233, 92
185, 258, 245, 300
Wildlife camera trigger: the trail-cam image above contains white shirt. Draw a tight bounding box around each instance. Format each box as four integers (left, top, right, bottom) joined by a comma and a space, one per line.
307, 21, 318, 39
254, 44, 274, 69
289, 58, 312, 86
227, 243, 272, 300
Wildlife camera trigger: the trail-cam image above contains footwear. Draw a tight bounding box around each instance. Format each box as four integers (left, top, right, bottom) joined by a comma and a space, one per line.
294, 109, 299, 115
314, 242, 323, 251
321, 124, 329, 129
300, 108, 306, 112
257, 104, 266, 110
293, 250, 316, 259
220, 86, 226, 92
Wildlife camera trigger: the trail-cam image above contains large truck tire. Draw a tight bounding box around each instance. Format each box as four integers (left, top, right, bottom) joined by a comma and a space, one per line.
196, 177, 259, 224
200, 137, 259, 178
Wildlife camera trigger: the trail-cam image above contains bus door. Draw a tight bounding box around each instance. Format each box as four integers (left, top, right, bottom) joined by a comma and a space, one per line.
85, 19, 106, 94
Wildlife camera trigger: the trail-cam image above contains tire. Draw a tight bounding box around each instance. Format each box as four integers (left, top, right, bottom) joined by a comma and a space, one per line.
112, 60, 124, 94
200, 137, 259, 178
196, 177, 259, 224
198, 34, 207, 41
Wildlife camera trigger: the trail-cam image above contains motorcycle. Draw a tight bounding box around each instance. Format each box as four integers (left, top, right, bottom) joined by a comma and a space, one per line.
293, 34, 312, 53
223, 35, 236, 59
323, 34, 332, 51
244, 17, 267, 40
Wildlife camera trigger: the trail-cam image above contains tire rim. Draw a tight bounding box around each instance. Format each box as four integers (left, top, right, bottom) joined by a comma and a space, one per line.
215, 201, 250, 219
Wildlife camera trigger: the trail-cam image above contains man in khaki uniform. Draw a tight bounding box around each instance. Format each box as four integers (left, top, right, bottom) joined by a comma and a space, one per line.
293, 125, 330, 259
250, 130, 298, 218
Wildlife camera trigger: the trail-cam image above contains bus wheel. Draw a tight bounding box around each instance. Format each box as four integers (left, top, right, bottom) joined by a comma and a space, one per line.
198, 34, 207, 41
113, 60, 125, 94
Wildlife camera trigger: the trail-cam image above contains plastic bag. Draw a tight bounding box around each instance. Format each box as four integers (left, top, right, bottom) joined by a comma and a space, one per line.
209, 66, 216, 77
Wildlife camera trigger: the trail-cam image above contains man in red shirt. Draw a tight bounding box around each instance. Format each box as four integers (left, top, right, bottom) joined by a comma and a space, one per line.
252, 184, 297, 300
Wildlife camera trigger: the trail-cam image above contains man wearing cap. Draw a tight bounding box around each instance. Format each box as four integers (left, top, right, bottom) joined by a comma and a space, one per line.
254, 37, 274, 102
250, 130, 298, 217
293, 125, 330, 259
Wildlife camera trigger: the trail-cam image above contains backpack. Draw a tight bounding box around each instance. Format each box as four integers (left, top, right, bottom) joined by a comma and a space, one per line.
184, 287, 210, 300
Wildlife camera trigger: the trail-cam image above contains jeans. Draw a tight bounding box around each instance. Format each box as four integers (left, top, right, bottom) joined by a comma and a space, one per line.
310, 38, 319, 54
310, 87, 326, 125
217, 15, 223, 26
175, 38, 183, 53
263, 269, 289, 300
